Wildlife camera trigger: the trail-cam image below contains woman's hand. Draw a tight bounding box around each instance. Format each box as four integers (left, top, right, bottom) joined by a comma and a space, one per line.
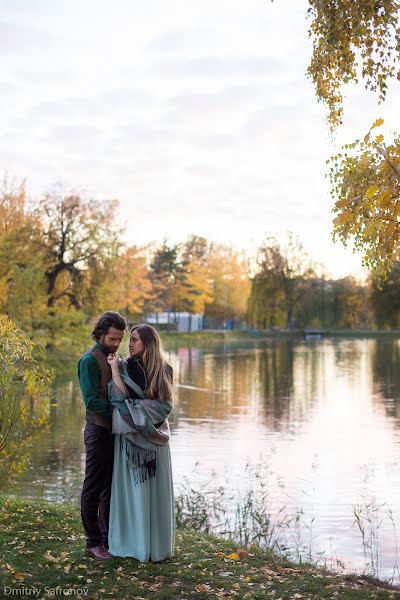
107, 353, 121, 369
107, 353, 127, 396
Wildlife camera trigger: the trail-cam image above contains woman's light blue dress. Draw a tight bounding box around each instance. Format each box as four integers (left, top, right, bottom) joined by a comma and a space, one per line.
108, 436, 175, 561
107, 362, 175, 562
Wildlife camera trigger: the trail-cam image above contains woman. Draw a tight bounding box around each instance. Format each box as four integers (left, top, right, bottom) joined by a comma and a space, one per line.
106, 324, 175, 562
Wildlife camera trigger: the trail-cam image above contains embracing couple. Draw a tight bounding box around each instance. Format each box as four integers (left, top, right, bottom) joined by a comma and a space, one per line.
78, 311, 175, 562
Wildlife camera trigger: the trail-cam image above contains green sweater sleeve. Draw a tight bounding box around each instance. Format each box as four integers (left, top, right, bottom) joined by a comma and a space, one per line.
78, 353, 111, 416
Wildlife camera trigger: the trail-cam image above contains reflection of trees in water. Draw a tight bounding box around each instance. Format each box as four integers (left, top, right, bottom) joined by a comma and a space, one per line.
258, 341, 324, 430
331, 338, 373, 380
16, 337, 400, 504
258, 341, 294, 426
169, 343, 288, 423
170, 341, 323, 432
171, 345, 260, 422
20, 337, 400, 499
14, 378, 85, 500
372, 338, 400, 420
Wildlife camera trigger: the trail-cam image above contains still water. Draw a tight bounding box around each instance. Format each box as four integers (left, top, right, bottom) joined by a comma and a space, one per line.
12, 337, 400, 582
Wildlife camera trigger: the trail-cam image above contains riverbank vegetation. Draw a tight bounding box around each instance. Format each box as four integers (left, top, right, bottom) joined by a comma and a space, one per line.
1, 495, 399, 599
0, 316, 52, 486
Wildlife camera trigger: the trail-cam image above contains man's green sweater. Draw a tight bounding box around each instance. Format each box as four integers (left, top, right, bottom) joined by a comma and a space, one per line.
78, 342, 111, 416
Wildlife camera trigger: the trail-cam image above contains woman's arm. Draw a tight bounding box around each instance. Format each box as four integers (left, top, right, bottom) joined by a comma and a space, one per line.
107, 353, 128, 395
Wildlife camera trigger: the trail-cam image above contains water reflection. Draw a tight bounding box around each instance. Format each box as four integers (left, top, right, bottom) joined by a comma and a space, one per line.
10, 337, 400, 582
372, 338, 400, 421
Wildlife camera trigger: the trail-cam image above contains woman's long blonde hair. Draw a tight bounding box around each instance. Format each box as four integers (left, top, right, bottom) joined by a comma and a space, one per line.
130, 324, 173, 403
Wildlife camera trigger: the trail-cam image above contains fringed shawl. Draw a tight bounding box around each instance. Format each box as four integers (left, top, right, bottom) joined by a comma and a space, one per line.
108, 359, 173, 484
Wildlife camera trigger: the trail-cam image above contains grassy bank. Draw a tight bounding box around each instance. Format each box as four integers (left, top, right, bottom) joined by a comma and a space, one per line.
159, 330, 260, 348
0, 496, 399, 599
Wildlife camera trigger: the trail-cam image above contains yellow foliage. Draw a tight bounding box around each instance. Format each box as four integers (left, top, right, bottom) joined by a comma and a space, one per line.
206, 244, 250, 322
113, 246, 152, 316
372, 118, 385, 129
365, 185, 379, 199
0, 315, 52, 486
307, 0, 399, 128
330, 130, 400, 279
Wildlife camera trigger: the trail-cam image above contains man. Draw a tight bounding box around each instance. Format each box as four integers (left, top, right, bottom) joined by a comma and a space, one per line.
78, 311, 127, 560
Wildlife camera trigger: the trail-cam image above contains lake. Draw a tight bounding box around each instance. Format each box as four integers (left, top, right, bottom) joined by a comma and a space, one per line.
11, 336, 400, 583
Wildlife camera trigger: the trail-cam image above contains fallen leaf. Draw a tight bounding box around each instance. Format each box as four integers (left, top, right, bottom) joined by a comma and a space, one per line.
43, 551, 60, 563
226, 553, 240, 560
195, 584, 212, 593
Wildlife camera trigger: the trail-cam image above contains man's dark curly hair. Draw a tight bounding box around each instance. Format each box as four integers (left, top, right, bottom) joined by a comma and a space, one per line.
91, 311, 127, 341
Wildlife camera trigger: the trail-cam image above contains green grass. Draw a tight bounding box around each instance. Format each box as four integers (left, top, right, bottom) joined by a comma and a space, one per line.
0, 496, 399, 599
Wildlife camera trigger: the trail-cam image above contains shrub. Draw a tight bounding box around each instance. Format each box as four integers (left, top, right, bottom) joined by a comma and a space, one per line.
0, 315, 52, 486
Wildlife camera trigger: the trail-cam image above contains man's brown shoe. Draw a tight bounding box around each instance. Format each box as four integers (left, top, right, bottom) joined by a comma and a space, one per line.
86, 545, 114, 560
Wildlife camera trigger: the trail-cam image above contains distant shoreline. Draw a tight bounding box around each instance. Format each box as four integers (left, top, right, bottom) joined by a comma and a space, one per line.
159, 328, 400, 346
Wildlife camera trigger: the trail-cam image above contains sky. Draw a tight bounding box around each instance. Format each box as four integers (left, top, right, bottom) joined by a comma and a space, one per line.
1, 0, 399, 278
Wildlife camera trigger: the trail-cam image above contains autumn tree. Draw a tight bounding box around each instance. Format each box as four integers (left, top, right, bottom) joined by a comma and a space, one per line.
0, 315, 52, 486
330, 121, 400, 278
369, 262, 400, 328
113, 245, 152, 318
306, 1, 400, 129
248, 234, 315, 329
0, 177, 47, 325
205, 243, 250, 326
292, 275, 327, 329
247, 241, 287, 329
146, 242, 179, 322
177, 236, 213, 321
330, 276, 368, 328
303, 2, 400, 277
80, 252, 119, 318
34, 189, 121, 310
